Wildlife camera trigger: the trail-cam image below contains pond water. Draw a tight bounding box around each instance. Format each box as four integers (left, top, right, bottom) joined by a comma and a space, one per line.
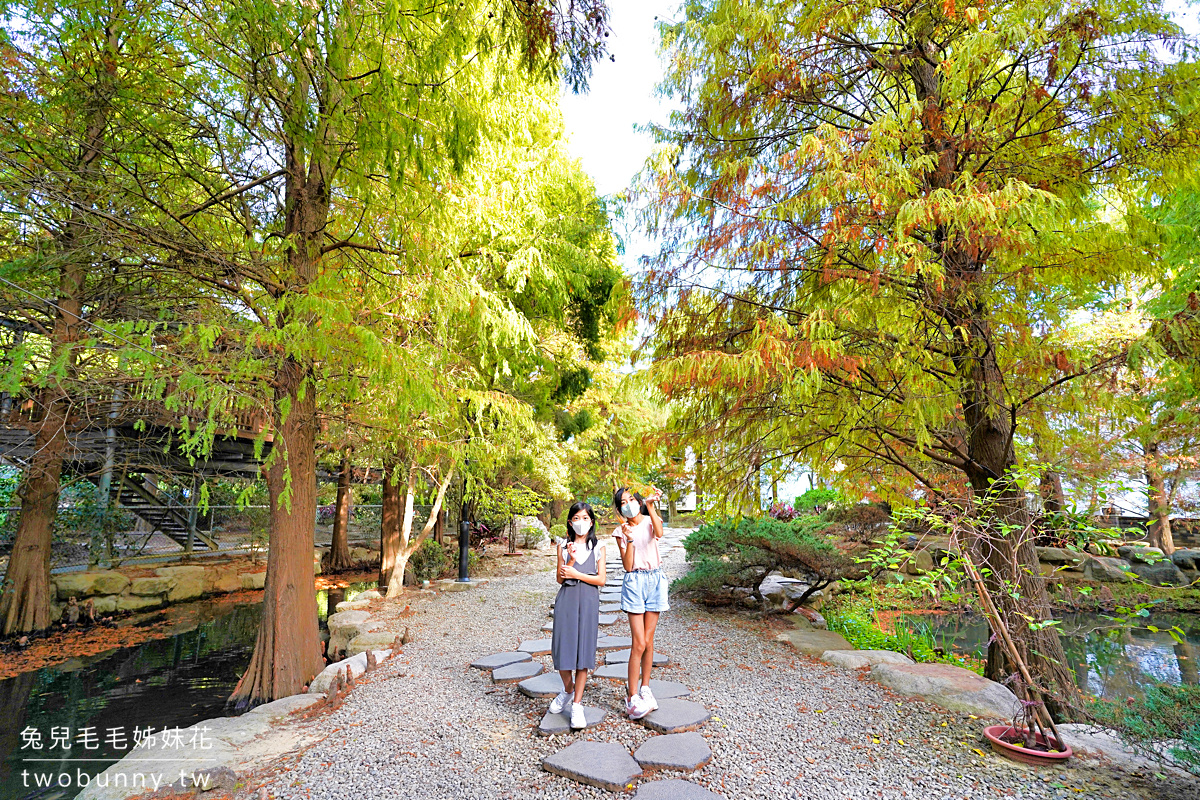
899, 610, 1200, 700
0, 581, 376, 800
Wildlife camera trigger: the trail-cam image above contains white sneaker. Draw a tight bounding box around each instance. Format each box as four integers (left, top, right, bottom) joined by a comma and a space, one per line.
625, 693, 650, 720
549, 690, 572, 715
639, 684, 659, 712
570, 702, 587, 730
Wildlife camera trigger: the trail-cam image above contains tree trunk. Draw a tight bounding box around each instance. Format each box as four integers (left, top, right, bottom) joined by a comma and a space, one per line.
379, 460, 401, 589
1039, 470, 1065, 515
228, 357, 323, 710
1145, 440, 1176, 555
387, 468, 454, 598
326, 451, 354, 572
694, 452, 704, 514
1175, 638, 1199, 685
389, 464, 417, 591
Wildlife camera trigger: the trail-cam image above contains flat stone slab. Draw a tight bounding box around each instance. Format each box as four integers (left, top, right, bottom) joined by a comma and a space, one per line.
471, 651, 531, 670
519, 638, 554, 655
542, 622, 555, 632
598, 614, 618, 626
492, 661, 544, 683
633, 779, 724, 800
593, 664, 629, 680
869, 662, 1019, 719
644, 679, 691, 699
606, 649, 669, 665
775, 627, 853, 657
821, 649, 914, 670
600, 603, 622, 612
639, 698, 711, 734
542, 740, 642, 791
518, 672, 571, 698
597, 635, 632, 650
634, 731, 712, 771
538, 705, 607, 735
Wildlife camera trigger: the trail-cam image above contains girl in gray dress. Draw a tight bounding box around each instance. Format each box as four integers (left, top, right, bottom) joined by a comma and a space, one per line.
549, 501, 607, 729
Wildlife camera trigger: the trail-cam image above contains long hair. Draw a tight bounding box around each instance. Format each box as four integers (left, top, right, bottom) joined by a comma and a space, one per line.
612, 487, 646, 519
566, 501, 598, 551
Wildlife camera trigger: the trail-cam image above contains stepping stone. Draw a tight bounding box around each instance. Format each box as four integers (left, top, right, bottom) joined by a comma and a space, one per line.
519, 638, 553, 656
600, 603, 622, 612
542, 740, 642, 791
633, 779, 723, 799
600, 592, 622, 601
644, 679, 691, 699
639, 698, 710, 734
598, 614, 618, 626
538, 705, 607, 735
542, 622, 554, 632
634, 731, 712, 771
597, 635, 632, 650
471, 652, 531, 670
606, 649, 669, 666
593, 664, 628, 681
519, 672, 570, 698
492, 661, 543, 683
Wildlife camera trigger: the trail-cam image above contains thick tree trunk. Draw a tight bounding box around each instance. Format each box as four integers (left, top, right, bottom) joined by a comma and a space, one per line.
228, 357, 323, 710
1145, 440, 1176, 555
1039, 470, 1065, 515
387, 468, 454, 598
379, 460, 401, 589
326, 451, 354, 572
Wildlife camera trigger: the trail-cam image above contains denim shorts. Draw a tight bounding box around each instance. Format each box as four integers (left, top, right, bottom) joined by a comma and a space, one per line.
621, 568, 670, 614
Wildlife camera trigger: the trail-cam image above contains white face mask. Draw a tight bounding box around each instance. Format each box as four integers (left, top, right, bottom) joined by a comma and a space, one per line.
621, 500, 639, 519
570, 519, 590, 537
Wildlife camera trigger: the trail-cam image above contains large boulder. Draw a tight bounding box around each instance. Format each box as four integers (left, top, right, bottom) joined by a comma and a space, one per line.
1171, 549, 1200, 571
904, 549, 934, 575
775, 627, 854, 657
239, 571, 266, 590
346, 631, 398, 657
869, 662, 1019, 719
308, 649, 391, 693
326, 610, 374, 658
156, 566, 206, 602
117, 593, 164, 612
1082, 556, 1134, 583
130, 576, 175, 597
515, 515, 553, 550
54, 570, 130, 599
204, 566, 243, 594
821, 650, 914, 670
1117, 545, 1164, 564
1130, 559, 1189, 587
1036, 547, 1084, 568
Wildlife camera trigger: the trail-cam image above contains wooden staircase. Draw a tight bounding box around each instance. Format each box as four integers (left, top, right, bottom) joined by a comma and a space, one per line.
112, 475, 219, 551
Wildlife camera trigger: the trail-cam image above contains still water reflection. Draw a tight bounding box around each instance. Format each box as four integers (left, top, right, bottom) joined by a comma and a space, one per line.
900, 610, 1200, 699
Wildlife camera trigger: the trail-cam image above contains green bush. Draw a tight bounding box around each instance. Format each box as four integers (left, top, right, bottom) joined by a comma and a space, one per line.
410, 538, 449, 583
824, 599, 982, 673
1090, 685, 1200, 777
794, 488, 845, 511
549, 523, 568, 544
674, 516, 850, 608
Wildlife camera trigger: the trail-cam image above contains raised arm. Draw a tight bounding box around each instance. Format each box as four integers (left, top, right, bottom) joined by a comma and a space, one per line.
646, 491, 665, 539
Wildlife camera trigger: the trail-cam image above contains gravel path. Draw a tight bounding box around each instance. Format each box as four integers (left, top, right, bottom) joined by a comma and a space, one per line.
254, 534, 1197, 800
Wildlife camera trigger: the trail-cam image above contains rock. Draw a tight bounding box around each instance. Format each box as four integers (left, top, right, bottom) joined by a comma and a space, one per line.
793, 607, 827, 629
518, 672, 571, 698
542, 741, 642, 791
1131, 559, 1189, 586
876, 570, 905, 585
638, 698, 711, 734
238, 571, 266, 590
92, 595, 118, 614
334, 599, 372, 612
1172, 548, 1200, 571
775, 627, 853, 657
54, 570, 130, 599
596, 635, 632, 651
598, 613, 619, 626
326, 610, 373, 658
308, 649, 391, 693
157, 566, 206, 602
470, 651, 531, 670
246, 694, 325, 719
346, 631, 399, 657
117, 593, 164, 612
632, 779, 724, 800
905, 549, 934, 575
518, 638, 553, 655
605, 649, 669, 666
516, 515, 553, 549
821, 649, 914, 670
205, 567, 243, 594
1118, 545, 1164, 563
177, 765, 238, 793
869, 662, 1019, 719
1081, 556, 1134, 583
129, 576, 175, 596
354, 589, 383, 600
492, 661, 544, 683
1036, 547, 1084, 568
537, 705, 607, 735
634, 731, 712, 771
599, 602, 622, 612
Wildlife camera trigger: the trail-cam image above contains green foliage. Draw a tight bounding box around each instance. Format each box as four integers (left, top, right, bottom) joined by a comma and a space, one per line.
410, 539, 449, 583
549, 523, 568, 543
675, 515, 849, 607
825, 599, 983, 674
794, 488, 843, 511
1090, 685, 1200, 777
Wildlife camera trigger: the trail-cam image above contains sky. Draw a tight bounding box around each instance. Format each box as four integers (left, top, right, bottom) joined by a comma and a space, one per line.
557, 0, 1200, 510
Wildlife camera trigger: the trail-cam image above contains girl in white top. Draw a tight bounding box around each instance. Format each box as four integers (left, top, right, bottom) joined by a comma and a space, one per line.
612, 486, 667, 720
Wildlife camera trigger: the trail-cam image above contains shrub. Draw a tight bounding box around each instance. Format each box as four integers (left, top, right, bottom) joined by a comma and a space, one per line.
675, 516, 850, 608
410, 538, 448, 583
794, 488, 844, 512
549, 523, 568, 544
824, 503, 892, 543
1090, 685, 1200, 777
768, 502, 802, 521
521, 522, 547, 549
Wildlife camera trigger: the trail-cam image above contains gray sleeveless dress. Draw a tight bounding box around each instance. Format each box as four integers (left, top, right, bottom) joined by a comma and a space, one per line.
551, 541, 599, 671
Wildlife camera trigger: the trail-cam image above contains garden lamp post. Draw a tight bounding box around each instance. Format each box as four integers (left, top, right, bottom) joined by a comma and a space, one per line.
458, 460, 471, 582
